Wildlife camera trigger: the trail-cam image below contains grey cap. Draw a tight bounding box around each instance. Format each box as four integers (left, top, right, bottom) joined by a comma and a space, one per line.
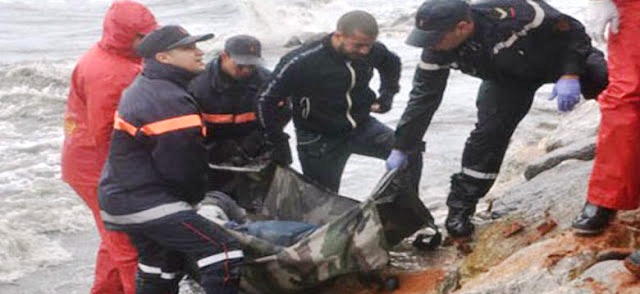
406, 0, 470, 48
224, 35, 263, 65
137, 25, 214, 58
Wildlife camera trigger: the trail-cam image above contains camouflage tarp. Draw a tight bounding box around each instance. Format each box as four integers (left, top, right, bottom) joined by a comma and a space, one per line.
218, 165, 436, 293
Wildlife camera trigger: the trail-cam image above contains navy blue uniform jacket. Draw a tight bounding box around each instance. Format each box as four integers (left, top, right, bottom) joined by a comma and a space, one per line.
99, 59, 207, 230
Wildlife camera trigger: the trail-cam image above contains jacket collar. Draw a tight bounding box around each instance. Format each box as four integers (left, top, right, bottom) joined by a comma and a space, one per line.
208, 56, 258, 93
210, 57, 232, 92
142, 58, 199, 88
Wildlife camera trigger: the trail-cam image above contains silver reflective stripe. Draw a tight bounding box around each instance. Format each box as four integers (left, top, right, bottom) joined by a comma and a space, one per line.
462, 167, 498, 180
492, 0, 545, 55
297, 133, 322, 146
300, 97, 311, 119
197, 250, 244, 268
344, 61, 357, 128
138, 263, 162, 274
160, 272, 177, 280
101, 202, 193, 225
138, 263, 178, 280
418, 61, 449, 71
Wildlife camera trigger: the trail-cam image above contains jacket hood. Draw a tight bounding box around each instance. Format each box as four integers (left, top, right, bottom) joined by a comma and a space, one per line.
99, 0, 157, 58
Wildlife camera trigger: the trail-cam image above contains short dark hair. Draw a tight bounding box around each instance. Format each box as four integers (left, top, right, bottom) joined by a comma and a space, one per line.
336, 10, 379, 37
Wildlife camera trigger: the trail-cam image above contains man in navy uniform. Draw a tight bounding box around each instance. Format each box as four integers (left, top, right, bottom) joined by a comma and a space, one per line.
99, 26, 243, 294
387, 0, 608, 239
190, 35, 275, 197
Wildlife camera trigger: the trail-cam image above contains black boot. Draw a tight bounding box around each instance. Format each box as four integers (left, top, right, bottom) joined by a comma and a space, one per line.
572, 202, 616, 235
445, 205, 476, 238
446, 173, 486, 238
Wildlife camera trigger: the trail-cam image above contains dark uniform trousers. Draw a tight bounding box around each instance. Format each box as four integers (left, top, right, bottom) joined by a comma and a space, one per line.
296, 117, 423, 193
447, 51, 609, 211
127, 212, 243, 294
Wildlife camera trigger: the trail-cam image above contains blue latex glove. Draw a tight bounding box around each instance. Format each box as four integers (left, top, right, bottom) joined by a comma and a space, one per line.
550, 76, 581, 112
385, 149, 407, 171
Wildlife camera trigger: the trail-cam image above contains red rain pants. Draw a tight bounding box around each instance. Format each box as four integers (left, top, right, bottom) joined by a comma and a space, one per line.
71, 185, 138, 294
587, 0, 640, 210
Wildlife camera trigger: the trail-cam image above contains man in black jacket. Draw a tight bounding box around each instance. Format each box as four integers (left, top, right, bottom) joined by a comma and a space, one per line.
190, 35, 274, 196
258, 10, 421, 192
99, 26, 243, 294
386, 0, 608, 239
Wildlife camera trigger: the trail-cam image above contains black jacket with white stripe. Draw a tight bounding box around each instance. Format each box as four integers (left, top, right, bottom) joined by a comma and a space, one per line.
394, 0, 597, 151
257, 33, 401, 142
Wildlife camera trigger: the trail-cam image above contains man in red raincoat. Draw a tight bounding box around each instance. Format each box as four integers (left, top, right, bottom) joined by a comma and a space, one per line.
61, 1, 157, 293
572, 0, 640, 235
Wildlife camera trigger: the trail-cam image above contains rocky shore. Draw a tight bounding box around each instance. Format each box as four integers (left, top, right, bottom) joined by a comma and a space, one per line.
325, 100, 640, 293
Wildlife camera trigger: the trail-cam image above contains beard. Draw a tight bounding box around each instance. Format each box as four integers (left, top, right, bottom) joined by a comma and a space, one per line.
337, 42, 365, 60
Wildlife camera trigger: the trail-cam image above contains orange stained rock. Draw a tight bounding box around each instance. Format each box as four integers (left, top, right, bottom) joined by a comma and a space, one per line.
502, 222, 525, 238
615, 270, 640, 293
391, 269, 447, 294
324, 269, 449, 294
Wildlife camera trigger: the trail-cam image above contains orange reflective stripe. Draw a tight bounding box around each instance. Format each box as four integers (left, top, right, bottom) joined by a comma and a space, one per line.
140, 114, 202, 136
234, 112, 256, 123
113, 112, 138, 137
203, 113, 234, 124
202, 112, 256, 124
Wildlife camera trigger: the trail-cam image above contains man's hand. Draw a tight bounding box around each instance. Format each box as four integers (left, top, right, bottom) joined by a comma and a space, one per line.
550, 75, 581, 112
385, 149, 408, 171
241, 130, 267, 158
587, 0, 620, 44
370, 102, 383, 113
266, 139, 292, 166
370, 95, 393, 114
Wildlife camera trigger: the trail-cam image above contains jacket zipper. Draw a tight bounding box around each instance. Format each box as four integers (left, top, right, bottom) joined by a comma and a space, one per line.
345, 61, 357, 128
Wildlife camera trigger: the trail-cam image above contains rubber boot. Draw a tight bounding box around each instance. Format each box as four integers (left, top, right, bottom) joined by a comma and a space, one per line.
445, 205, 476, 238
572, 202, 616, 236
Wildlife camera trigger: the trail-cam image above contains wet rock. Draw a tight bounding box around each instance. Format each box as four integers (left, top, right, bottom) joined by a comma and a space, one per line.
458, 234, 596, 293
545, 101, 600, 152
458, 223, 640, 294
566, 260, 640, 293
283, 32, 327, 47
493, 159, 593, 230
459, 217, 538, 280
455, 160, 593, 286
501, 222, 525, 238
524, 138, 595, 180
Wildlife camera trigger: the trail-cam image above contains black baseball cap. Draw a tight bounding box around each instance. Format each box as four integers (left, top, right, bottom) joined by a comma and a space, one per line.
224, 35, 263, 65
137, 25, 214, 58
406, 0, 471, 48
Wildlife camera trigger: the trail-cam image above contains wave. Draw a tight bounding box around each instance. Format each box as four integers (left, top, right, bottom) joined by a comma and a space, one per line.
0, 61, 92, 282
